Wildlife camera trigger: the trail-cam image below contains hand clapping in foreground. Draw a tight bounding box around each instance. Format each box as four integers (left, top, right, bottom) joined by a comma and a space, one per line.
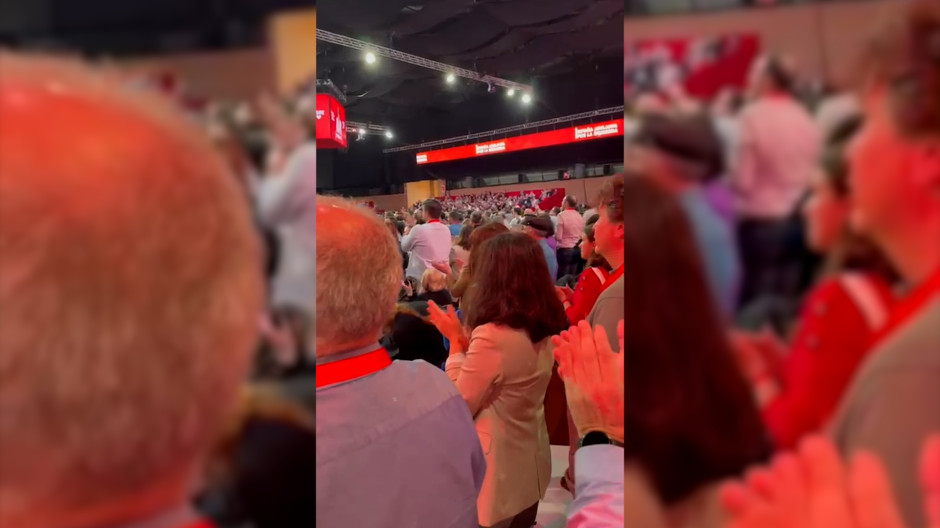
721, 434, 940, 528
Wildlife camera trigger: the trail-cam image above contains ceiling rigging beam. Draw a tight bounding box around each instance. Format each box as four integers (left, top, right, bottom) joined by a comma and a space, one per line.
316, 29, 533, 93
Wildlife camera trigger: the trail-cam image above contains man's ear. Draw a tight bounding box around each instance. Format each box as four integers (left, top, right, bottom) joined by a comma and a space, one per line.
911, 140, 940, 191
615, 222, 625, 241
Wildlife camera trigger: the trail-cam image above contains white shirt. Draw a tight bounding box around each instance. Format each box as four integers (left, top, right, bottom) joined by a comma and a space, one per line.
556, 208, 586, 249
733, 97, 820, 219
401, 221, 453, 280
567, 446, 629, 527
257, 141, 316, 312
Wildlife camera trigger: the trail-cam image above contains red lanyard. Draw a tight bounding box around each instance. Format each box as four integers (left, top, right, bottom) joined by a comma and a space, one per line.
601, 265, 624, 291
873, 267, 940, 346
316, 348, 392, 389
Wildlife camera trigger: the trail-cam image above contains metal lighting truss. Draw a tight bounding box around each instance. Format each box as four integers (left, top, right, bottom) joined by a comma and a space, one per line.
316, 29, 532, 93
315, 79, 347, 104
382, 106, 625, 153
348, 120, 390, 136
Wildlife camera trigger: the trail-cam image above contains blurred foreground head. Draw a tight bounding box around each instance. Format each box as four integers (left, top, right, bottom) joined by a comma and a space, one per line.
0, 54, 262, 527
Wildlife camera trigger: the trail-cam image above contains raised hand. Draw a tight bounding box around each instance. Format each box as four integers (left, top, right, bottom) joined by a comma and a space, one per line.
551, 320, 624, 443
427, 300, 466, 349
720, 434, 940, 528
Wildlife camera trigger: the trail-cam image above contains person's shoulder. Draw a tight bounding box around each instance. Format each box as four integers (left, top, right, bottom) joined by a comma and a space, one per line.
870, 298, 940, 367
470, 322, 524, 342
805, 276, 853, 305
597, 275, 624, 298
812, 273, 895, 328
388, 359, 463, 399
578, 266, 606, 287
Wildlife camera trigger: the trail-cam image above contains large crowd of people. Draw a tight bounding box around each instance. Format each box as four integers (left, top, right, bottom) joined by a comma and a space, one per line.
616, 2, 940, 528
0, 2, 937, 528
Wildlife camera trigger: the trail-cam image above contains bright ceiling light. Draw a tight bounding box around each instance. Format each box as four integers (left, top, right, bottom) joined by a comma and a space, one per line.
364, 52, 377, 64
445, 73, 456, 84
521, 93, 532, 104
358, 127, 366, 135
385, 130, 394, 139
507, 88, 515, 97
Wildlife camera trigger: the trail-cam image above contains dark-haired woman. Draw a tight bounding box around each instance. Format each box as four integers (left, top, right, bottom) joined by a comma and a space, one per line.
557, 214, 613, 324
734, 117, 897, 450
614, 174, 769, 527
428, 232, 568, 528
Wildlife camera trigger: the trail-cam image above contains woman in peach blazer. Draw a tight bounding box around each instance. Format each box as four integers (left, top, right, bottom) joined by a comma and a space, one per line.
430, 232, 569, 528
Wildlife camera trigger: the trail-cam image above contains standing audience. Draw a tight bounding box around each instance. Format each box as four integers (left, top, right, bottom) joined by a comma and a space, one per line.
733, 54, 821, 307
521, 214, 560, 281
402, 199, 453, 281
735, 115, 897, 449
556, 195, 587, 279
316, 196, 485, 528
826, 4, 940, 526
632, 112, 742, 319
428, 232, 568, 528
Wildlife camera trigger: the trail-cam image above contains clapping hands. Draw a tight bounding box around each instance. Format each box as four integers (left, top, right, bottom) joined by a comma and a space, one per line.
720, 434, 940, 528
551, 320, 624, 443
428, 300, 468, 353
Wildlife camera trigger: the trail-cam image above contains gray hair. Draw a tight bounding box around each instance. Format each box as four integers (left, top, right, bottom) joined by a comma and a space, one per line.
0, 54, 262, 517
316, 196, 402, 349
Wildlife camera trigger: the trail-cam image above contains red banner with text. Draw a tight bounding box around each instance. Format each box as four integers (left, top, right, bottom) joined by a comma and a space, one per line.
416, 119, 624, 165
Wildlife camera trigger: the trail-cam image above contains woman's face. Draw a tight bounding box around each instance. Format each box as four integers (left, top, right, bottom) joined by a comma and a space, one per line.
802, 169, 849, 253
580, 232, 595, 261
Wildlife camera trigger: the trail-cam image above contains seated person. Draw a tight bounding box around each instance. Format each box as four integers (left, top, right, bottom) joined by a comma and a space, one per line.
403, 268, 454, 307
382, 304, 448, 367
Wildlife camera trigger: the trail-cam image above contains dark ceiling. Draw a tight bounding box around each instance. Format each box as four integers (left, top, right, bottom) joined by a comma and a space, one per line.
0, 0, 314, 55
317, 0, 624, 143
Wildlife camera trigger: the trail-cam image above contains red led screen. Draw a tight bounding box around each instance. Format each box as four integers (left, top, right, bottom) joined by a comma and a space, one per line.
416, 118, 624, 165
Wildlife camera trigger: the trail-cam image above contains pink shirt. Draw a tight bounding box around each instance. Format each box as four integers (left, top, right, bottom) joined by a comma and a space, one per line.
555, 208, 585, 249
733, 97, 820, 219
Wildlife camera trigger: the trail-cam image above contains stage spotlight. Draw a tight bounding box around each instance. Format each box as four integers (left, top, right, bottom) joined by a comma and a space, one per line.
521, 93, 532, 104
358, 127, 366, 135
385, 130, 394, 139
507, 88, 515, 97
445, 73, 456, 84
364, 52, 377, 64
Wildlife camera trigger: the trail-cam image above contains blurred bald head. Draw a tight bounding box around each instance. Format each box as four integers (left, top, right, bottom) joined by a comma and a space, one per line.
316, 196, 401, 355
0, 54, 262, 525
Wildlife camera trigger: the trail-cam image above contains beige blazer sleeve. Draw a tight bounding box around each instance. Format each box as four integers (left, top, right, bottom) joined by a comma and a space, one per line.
445, 326, 503, 418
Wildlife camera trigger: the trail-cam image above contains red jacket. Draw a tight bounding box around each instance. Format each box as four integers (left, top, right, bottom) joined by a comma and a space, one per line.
764, 273, 895, 449
565, 267, 610, 323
